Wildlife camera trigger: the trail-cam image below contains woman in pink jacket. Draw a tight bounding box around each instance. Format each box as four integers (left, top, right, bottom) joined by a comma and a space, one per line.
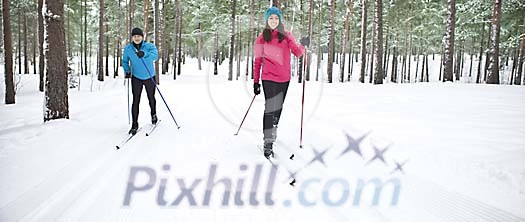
253, 6, 310, 159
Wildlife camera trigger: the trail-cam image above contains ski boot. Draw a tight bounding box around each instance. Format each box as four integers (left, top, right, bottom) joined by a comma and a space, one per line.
129, 123, 138, 135
151, 114, 158, 125
264, 142, 274, 159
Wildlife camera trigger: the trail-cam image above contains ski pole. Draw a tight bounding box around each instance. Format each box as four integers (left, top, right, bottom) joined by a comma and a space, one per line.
139, 57, 181, 129
234, 94, 257, 136
127, 78, 131, 125
300, 46, 308, 148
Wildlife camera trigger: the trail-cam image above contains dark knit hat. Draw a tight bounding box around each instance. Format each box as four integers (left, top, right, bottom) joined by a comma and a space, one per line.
131, 27, 144, 37
264, 7, 283, 23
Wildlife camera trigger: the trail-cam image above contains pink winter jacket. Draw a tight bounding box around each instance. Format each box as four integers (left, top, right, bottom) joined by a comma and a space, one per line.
254, 30, 305, 83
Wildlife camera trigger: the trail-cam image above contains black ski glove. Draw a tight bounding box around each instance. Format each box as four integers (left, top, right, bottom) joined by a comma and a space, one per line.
300, 35, 310, 47
125, 72, 131, 78
136, 51, 145, 58
254, 83, 261, 95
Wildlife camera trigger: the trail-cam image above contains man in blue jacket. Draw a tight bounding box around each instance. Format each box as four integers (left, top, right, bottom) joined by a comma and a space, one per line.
122, 27, 159, 135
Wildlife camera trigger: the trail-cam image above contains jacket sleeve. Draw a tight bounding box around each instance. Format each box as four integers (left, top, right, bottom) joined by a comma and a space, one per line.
287, 32, 305, 58
145, 43, 159, 62
253, 35, 264, 84
122, 46, 131, 74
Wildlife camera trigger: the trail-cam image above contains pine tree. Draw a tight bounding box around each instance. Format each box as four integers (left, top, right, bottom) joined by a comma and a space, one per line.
515, 17, 525, 85
38, 0, 44, 91
228, 0, 236, 81
442, 0, 456, 82
43, 0, 69, 121
98, 0, 105, 81
373, 0, 383, 84
3, 0, 15, 104
359, 0, 367, 83
327, 0, 336, 83
486, 0, 502, 84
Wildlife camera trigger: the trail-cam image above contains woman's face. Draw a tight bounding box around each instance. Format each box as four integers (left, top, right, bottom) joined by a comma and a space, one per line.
267, 14, 279, 30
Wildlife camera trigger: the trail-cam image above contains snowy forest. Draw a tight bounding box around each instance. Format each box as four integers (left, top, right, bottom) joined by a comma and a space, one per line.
1, 0, 525, 118
1, 1, 525, 221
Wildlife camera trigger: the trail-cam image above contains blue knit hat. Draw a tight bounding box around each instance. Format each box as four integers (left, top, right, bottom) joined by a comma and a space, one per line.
264, 7, 283, 23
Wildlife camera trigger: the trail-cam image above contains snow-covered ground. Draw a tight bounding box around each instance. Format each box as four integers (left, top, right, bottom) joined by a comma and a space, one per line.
0, 59, 524, 221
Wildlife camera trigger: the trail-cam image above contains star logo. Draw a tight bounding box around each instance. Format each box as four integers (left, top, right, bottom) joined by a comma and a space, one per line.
390, 159, 409, 175
366, 143, 392, 165
307, 146, 331, 167
337, 131, 370, 159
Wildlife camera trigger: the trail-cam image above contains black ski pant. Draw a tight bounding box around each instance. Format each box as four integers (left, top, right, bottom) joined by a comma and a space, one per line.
131, 76, 156, 127
262, 80, 290, 142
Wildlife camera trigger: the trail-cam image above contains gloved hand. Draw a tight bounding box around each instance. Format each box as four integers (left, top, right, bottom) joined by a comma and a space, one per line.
136, 51, 145, 58
300, 35, 310, 47
125, 72, 131, 78
253, 83, 261, 95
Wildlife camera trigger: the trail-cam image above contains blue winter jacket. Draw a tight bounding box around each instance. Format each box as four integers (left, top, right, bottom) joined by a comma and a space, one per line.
122, 41, 158, 80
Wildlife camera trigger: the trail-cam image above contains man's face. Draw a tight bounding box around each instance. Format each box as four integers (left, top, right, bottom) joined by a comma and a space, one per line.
132, 35, 143, 44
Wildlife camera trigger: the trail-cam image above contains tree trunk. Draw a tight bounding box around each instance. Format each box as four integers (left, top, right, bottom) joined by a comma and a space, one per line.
514, 16, 525, 85
17, 13, 21, 75
298, 0, 304, 83
442, 0, 456, 82
510, 47, 517, 84
33, 10, 37, 75
66, 0, 71, 58
248, 0, 255, 79
38, 0, 45, 91
81, 0, 84, 74
173, 0, 179, 78
316, 0, 321, 82
305, 0, 314, 81
373, 0, 383, 84
161, 0, 169, 74
84, 0, 88, 76
369, 21, 375, 84
143, 0, 150, 40
43, 0, 69, 121
154, 0, 159, 84
198, 22, 203, 71
476, 24, 484, 83
3, 0, 15, 104
406, 0, 412, 83
469, 51, 473, 78
382, 30, 388, 80
340, 0, 353, 82
486, 0, 501, 84
415, 49, 420, 82
213, 29, 218, 76
129, 0, 134, 42
326, 0, 336, 83
236, 17, 241, 80
425, 53, 429, 82
484, 21, 492, 82
228, 0, 236, 81
177, 3, 182, 76
98, 0, 104, 81
453, 50, 458, 80
23, 14, 29, 74
359, 0, 367, 83
420, 52, 425, 82
105, 17, 109, 77
391, 46, 397, 83
439, 46, 443, 81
